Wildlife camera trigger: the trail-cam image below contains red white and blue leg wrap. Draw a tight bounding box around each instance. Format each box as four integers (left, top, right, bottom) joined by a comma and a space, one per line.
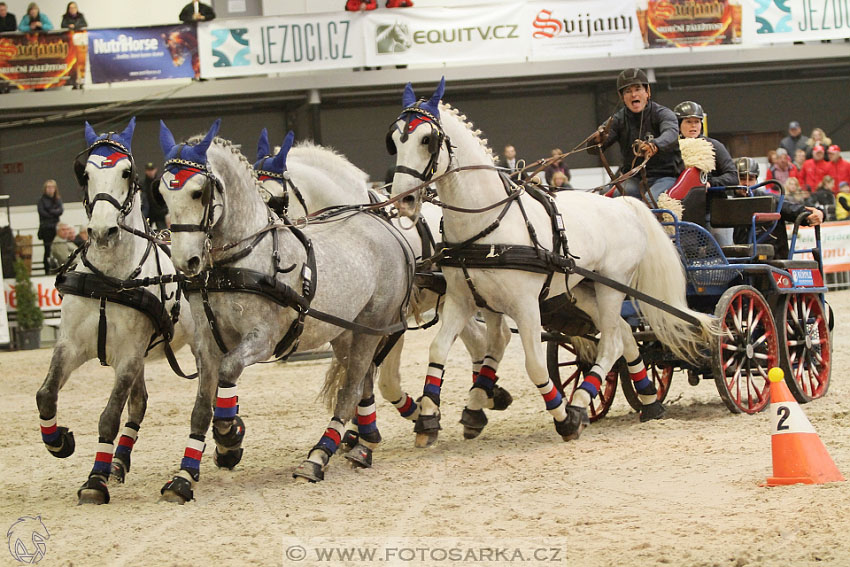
423, 363, 444, 405
579, 366, 604, 399
356, 395, 381, 443
471, 359, 483, 383
537, 379, 566, 420
214, 383, 239, 420
628, 356, 657, 404
114, 422, 139, 462
314, 418, 345, 457
91, 439, 114, 477
40, 415, 60, 445
472, 357, 500, 395
180, 434, 206, 479
392, 393, 418, 419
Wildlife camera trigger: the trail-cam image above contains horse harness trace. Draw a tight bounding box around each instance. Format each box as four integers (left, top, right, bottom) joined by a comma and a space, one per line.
63, 136, 196, 378
166, 147, 412, 364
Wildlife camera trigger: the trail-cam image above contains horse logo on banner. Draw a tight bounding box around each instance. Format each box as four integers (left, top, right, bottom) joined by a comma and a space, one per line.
6, 516, 50, 564
376, 22, 411, 53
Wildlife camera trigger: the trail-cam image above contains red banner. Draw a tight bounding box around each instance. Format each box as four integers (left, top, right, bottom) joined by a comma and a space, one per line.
637, 0, 742, 48
0, 30, 87, 90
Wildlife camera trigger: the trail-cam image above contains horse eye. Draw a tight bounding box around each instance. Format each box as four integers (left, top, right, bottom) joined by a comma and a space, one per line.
421, 136, 430, 146
191, 190, 203, 200
122, 170, 131, 179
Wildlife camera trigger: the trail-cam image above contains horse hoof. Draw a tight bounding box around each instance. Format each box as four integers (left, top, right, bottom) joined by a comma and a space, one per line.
213, 448, 244, 470
460, 408, 488, 439
555, 405, 589, 441
340, 429, 360, 453
414, 431, 439, 448
292, 461, 324, 483
344, 444, 373, 469
77, 476, 109, 505
111, 459, 128, 484
45, 427, 75, 459
160, 475, 193, 504
639, 400, 666, 422
413, 413, 441, 448
491, 385, 513, 411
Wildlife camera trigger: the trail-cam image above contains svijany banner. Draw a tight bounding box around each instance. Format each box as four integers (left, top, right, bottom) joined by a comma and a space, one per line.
0, 31, 85, 90
637, 0, 743, 48
197, 13, 365, 79
752, 0, 850, 42
362, 3, 526, 66
528, 0, 642, 58
87, 25, 199, 83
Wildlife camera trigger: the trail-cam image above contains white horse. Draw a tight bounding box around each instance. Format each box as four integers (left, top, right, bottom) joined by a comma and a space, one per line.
253, 130, 513, 439
157, 119, 414, 500
36, 118, 195, 504
388, 79, 717, 446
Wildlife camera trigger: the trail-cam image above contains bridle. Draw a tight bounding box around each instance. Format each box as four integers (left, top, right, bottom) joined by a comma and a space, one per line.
255, 157, 307, 216
74, 136, 139, 219
163, 146, 225, 240
386, 101, 453, 182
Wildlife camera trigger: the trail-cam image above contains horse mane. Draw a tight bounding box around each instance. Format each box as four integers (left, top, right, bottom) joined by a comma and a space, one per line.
438, 102, 497, 164
187, 134, 264, 191
376, 23, 396, 43
288, 141, 370, 190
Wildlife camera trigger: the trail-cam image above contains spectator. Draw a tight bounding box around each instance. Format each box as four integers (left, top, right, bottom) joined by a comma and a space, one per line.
550, 170, 572, 189
784, 177, 809, 205
835, 181, 850, 221
0, 3, 17, 32
346, 0, 413, 9
18, 2, 53, 31
793, 148, 807, 171
827, 144, 850, 190
543, 148, 570, 185
765, 148, 800, 185
60, 2, 86, 30
498, 144, 526, 179
140, 162, 168, 230
801, 144, 831, 190
37, 179, 63, 274
179, 0, 215, 23
50, 222, 86, 270
805, 127, 832, 158
779, 121, 808, 157
809, 175, 836, 219
766, 149, 778, 167
674, 100, 737, 187
591, 68, 682, 201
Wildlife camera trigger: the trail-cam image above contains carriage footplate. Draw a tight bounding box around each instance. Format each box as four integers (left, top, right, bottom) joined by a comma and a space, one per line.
639, 400, 666, 423
78, 474, 110, 505
213, 416, 246, 470
45, 427, 76, 459
293, 460, 325, 483
555, 405, 590, 441
460, 408, 488, 440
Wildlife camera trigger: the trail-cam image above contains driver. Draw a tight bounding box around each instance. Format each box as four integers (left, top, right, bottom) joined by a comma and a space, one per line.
591, 68, 683, 202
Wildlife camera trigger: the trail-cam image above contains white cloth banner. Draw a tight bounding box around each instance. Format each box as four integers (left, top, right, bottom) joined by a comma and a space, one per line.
527, 0, 642, 58
198, 13, 366, 79
789, 220, 850, 273
3, 276, 63, 314
751, 0, 850, 43
362, 4, 528, 66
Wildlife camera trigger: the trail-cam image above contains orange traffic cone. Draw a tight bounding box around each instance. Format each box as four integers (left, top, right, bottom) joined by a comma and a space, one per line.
765, 367, 844, 486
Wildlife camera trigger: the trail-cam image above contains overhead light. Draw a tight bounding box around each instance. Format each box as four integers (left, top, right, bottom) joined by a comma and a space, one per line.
308, 89, 321, 105
646, 68, 657, 83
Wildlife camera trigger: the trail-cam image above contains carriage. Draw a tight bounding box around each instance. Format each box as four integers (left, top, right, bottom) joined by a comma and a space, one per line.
546, 172, 831, 421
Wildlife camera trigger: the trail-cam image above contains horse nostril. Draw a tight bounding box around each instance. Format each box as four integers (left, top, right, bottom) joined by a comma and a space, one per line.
107, 226, 119, 239
86, 227, 93, 238
187, 256, 200, 273
403, 195, 415, 206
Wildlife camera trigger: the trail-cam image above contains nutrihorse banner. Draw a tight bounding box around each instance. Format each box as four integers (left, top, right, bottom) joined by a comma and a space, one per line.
87, 25, 198, 83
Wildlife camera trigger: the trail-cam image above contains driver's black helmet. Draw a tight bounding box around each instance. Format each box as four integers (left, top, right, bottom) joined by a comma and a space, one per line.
673, 101, 705, 122
735, 157, 760, 179
617, 68, 649, 94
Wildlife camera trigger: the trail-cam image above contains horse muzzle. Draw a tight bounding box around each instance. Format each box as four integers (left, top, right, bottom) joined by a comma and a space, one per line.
87, 225, 120, 249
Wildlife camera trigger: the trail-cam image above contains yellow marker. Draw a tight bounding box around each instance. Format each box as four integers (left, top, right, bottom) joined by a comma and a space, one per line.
768, 367, 784, 383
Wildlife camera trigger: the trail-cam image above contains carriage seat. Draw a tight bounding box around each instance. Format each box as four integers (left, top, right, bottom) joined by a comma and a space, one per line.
720, 243, 775, 261
767, 259, 820, 270
709, 195, 778, 260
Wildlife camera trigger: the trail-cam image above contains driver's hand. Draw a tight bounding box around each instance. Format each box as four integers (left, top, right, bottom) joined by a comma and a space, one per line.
805, 207, 824, 226
637, 141, 657, 159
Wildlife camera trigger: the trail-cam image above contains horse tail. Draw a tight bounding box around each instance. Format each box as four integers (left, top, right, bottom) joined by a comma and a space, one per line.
319, 356, 348, 412
627, 199, 718, 363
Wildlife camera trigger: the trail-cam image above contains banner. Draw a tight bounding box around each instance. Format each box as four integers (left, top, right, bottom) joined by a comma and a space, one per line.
3, 275, 63, 314
789, 221, 850, 274
0, 31, 85, 90
528, 0, 642, 58
362, 4, 527, 66
752, 0, 850, 42
87, 25, 199, 83
637, 0, 743, 48
198, 13, 365, 79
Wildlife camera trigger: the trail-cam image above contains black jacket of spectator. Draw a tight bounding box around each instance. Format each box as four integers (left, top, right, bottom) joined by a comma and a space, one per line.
779, 133, 808, 157
37, 194, 63, 231
705, 137, 739, 187
598, 101, 683, 179
61, 12, 87, 29
179, 2, 216, 23
0, 12, 16, 32
141, 176, 168, 224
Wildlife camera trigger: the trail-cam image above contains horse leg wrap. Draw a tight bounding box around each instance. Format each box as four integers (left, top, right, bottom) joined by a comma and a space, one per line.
78, 474, 110, 505
413, 413, 442, 434
90, 439, 114, 480
392, 393, 419, 421
628, 358, 660, 405
40, 416, 75, 459
423, 364, 445, 407
214, 382, 239, 420
161, 470, 195, 503
574, 367, 603, 409
555, 405, 589, 441
459, 408, 488, 439
537, 379, 567, 422
112, 422, 140, 483
470, 363, 513, 411
179, 434, 206, 481
345, 443, 373, 469
355, 396, 382, 445
213, 416, 246, 470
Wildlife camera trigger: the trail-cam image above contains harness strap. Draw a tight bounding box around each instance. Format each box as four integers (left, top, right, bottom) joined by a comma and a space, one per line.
98, 297, 108, 366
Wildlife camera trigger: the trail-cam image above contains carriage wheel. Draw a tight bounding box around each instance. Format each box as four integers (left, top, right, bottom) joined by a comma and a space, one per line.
712, 286, 779, 414
774, 293, 831, 403
545, 340, 620, 423
619, 356, 674, 412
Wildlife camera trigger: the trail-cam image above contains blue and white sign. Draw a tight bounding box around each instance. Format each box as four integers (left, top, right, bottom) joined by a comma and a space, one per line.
88, 25, 199, 83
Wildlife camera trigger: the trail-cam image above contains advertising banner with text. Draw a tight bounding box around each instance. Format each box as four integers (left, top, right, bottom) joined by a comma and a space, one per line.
752, 0, 850, 43
0, 31, 85, 90
361, 4, 527, 67
528, 0, 642, 59
197, 13, 365, 79
637, 0, 743, 48
87, 25, 199, 83
791, 221, 850, 274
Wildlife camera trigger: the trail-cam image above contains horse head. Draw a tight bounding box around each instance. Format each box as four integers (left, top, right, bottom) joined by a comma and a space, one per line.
253, 128, 295, 209
158, 118, 221, 275
80, 117, 138, 248
387, 77, 448, 219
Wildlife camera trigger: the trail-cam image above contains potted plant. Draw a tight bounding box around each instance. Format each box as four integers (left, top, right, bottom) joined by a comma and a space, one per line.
13, 257, 43, 349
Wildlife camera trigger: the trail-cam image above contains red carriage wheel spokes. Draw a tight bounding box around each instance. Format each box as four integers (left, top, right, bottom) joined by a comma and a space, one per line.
712, 286, 778, 414
775, 293, 831, 403
545, 340, 619, 423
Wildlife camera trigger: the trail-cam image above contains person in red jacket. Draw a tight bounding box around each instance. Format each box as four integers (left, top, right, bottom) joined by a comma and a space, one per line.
827, 144, 850, 192
765, 147, 800, 185
801, 144, 832, 191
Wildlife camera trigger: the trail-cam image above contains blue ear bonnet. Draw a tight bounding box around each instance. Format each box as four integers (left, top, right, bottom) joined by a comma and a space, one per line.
253, 129, 295, 179
398, 76, 445, 124
84, 117, 135, 158
159, 118, 221, 172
